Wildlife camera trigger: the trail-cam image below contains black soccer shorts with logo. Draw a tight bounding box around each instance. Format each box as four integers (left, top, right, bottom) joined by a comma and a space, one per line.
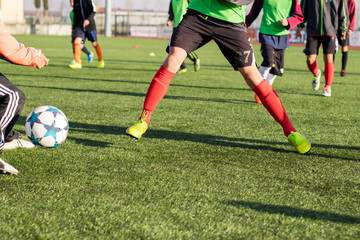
304, 35, 337, 55
170, 9, 256, 70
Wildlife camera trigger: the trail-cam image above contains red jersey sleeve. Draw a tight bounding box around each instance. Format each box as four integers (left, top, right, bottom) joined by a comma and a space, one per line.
347, 0, 356, 31
287, 0, 304, 30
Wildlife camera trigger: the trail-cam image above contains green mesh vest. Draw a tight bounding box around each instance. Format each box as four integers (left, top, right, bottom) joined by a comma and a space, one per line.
260, 0, 292, 36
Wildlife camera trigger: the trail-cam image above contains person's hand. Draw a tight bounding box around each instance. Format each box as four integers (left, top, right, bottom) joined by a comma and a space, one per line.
348, 30, 353, 35
167, 20, 172, 27
296, 27, 302, 37
341, 32, 346, 40
280, 19, 289, 27
84, 19, 90, 26
33, 53, 49, 69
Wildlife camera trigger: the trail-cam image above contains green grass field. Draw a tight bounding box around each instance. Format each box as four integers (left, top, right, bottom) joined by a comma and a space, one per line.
0, 35, 359, 239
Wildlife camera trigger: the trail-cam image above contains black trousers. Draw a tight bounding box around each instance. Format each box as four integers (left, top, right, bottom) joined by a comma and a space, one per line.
0, 73, 25, 147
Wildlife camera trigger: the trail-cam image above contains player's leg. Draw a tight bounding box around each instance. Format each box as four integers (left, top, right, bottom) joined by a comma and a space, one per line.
255, 43, 275, 104
88, 30, 104, 68
70, 34, 76, 64
321, 37, 336, 97
73, 38, 82, 66
240, 66, 310, 154
0, 74, 34, 151
304, 36, 321, 90
92, 41, 104, 68
167, 29, 188, 74
178, 61, 188, 74
166, 44, 192, 74
341, 45, 348, 76
341, 42, 349, 77
267, 49, 285, 86
126, 46, 187, 140
259, 43, 274, 81
126, 11, 211, 140
215, 27, 310, 154
80, 44, 93, 63
69, 29, 85, 68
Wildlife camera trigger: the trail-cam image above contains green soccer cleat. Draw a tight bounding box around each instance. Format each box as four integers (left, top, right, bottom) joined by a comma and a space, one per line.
69, 62, 82, 69
126, 112, 149, 140
188, 52, 200, 72
287, 131, 311, 154
312, 70, 321, 91
98, 60, 105, 68
194, 58, 200, 72
177, 68, 187, 74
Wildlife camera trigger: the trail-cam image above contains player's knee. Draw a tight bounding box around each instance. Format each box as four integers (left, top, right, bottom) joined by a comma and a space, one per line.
17, 89, 26, 107
74, 38, 82, 44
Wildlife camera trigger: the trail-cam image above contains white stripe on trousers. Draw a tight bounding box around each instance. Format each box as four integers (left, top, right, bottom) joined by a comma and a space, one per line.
0, 83, 19, 150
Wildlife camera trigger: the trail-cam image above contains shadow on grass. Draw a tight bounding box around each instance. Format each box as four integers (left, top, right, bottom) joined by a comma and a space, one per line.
17, 84, 252, 104
223, 200, 360, 224
67, 136, 112, 148
16, 117, 359, 161
14, 75, 250, 92
145, 129, 359, 161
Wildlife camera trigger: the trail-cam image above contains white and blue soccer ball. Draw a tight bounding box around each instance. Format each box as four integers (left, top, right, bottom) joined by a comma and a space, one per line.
25, 106, 69, 148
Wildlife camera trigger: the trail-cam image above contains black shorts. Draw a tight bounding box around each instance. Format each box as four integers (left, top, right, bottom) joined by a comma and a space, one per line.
74, 28, 98, 43
304, 35, 336, 55
170, 10, 256, 70
337, 33, 350, 47
260, 43, 285, 76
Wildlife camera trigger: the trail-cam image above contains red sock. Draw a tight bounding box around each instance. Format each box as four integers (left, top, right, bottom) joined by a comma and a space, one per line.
252, 80, 296, 137
324, 62, 335, 87
95, 45, 103, 61
307, 61, 318, 75
141, 65, 176, 125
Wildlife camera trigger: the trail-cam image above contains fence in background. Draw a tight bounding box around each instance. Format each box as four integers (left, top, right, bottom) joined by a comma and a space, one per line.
7, 10, 360, 47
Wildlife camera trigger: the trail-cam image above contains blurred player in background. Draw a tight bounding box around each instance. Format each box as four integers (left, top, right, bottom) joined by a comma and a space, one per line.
297, 0, 348, 97
246, 0, 303, 104
69, 8, 93, 65
126, 0, 311, 155
334, 0, 356, 77
167, 0, 200, 73
69, 0, 104, 69
0, 10, 49, 175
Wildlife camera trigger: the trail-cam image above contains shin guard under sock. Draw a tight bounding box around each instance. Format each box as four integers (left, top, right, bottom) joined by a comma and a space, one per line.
324, 62, 335, 87
252, 80, 296, 137
141, 65, 176, 125
307, 61, 318, 76
95, 45, 103, 61
74, 42, 81, 64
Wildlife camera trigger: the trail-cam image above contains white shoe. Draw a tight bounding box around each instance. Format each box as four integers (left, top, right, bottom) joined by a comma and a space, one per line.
3, 138, 35, 150
322, 86, 331, 97
312, 70, 321, 91
0, 158, 18, 175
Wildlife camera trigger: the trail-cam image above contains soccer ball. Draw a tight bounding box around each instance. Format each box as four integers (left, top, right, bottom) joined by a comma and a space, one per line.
25, 106, 69, 148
